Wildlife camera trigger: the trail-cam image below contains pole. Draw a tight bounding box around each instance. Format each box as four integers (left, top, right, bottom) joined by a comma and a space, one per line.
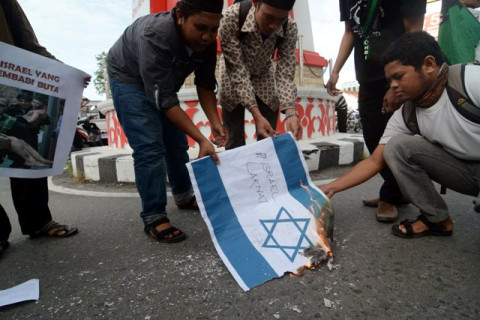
298, 34, 304, 86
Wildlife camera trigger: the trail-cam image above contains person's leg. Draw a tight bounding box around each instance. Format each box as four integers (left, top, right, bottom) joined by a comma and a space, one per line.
384, 134, 480, 225
10, 177, 52, 235
256, 96, 278, 141
161, 111, 194, 206
222, 105, 246, 150
358, 80, 403, 206
110, 77, 169, 227
0, 203, 12, 246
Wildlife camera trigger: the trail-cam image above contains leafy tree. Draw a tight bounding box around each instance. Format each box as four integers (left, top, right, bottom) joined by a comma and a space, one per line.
94, 51, 107, 96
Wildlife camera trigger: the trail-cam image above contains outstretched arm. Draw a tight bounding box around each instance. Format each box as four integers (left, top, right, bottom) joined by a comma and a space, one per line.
319, 145, 386, 198
196, 85, 228, 147
326, 21, 354, 96
163, 105, 220, 164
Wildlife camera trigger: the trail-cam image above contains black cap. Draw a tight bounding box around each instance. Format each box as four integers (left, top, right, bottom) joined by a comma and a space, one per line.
181, 0, 224, 14
260, 0, 296, 11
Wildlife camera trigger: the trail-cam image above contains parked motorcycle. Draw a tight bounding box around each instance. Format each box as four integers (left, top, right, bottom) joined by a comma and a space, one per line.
346, 109, 362, 133
72, 115, 103, 151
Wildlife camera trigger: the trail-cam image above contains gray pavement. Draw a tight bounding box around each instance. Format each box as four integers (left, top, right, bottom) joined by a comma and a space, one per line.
1, 171, 480, 319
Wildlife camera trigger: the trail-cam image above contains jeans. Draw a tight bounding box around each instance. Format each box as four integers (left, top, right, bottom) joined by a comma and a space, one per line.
222, 96, 279, 150
358, 79, 403, 204
384, 134, 480, 222
109, 77, 193, 228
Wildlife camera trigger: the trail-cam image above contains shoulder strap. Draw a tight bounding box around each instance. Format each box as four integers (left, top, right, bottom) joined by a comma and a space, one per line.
446, 63, 480, 124
402, 101, 421, 136
274, 20, 288, 49
238, 0, 252, 41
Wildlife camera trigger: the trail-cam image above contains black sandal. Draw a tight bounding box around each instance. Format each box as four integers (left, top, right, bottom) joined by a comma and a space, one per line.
176, 195, 199, 210
145, 217, 186, 243
29, 221, 78, 238
392, 215, 453, 239
0, 240, 9, 257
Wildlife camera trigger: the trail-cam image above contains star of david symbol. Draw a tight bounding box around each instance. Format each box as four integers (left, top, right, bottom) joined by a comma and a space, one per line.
260, 207, 314, 262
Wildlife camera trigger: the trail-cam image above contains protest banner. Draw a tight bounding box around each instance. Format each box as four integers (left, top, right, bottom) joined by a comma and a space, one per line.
0, 42, 88, 178
187, 133, 334, 291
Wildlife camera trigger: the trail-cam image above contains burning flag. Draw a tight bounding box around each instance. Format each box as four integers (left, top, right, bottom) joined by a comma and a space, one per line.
187, 133, 334, 291
438, 0, 480, 64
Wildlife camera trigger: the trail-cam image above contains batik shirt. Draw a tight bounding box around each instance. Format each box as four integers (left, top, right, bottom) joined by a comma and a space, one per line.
218, 3, 298, 113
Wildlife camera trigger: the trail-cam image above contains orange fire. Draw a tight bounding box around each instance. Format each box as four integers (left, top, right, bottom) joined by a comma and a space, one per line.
291, 181, 335, 276
299, 180, 333, 253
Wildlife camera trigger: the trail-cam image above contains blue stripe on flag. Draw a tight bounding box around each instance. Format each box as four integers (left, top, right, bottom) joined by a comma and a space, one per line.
191, 158, 278, 289
272, 134, 325, 218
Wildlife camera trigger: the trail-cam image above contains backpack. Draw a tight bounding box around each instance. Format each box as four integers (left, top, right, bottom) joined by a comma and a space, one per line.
401, 63, 480, 196
234, 0, 288, 58
402, 63, 480, 136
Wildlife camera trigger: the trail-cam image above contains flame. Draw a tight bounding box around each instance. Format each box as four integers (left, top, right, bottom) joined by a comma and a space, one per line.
299, 180, 332, 253
290, 181, 335, 276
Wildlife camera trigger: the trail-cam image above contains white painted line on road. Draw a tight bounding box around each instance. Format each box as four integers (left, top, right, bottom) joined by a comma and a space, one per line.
48, 176, 335, 198
48, 176, 141, 198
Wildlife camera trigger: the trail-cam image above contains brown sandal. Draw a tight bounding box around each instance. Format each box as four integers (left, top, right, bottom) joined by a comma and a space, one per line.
30, 221, 78, 238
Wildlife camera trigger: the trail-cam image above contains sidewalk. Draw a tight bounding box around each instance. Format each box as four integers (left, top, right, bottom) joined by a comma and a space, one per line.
70, 133, 366, 183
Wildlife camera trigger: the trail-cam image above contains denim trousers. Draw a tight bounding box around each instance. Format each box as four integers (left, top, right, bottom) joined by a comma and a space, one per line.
358, 79, 403, 204
109, 77, 193, 228
384, 134, 480, 223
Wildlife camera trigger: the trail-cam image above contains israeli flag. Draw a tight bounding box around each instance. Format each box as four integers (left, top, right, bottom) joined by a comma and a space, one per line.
187, 133, 334, 291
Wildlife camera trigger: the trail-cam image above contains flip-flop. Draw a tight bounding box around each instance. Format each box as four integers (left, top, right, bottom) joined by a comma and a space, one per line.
392, 215, 452, 239
29, 221, 78, 238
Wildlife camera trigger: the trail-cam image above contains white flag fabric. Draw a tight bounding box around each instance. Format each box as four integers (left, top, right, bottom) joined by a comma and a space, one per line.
187, 133, 334, 291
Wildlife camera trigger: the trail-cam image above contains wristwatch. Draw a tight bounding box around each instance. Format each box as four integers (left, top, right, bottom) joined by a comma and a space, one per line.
284, 111, 298, 120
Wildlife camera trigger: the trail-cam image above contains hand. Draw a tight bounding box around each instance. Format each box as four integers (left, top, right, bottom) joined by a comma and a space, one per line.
198, 138, 220, 164
84, 76, 92, 88
23, 109, 50, 127
285, 113, 301, 140
325, 72, 342, 96
254, 114, 276, 139
210, 122, 229, 147
319, 184, 334, 199
382, 87, 402, 114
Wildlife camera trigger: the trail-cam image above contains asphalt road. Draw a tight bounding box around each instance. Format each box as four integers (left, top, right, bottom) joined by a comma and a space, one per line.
1, 170, 479, 319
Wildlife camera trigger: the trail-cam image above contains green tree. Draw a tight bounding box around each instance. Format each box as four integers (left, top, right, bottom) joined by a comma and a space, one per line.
94, 51, 107, 96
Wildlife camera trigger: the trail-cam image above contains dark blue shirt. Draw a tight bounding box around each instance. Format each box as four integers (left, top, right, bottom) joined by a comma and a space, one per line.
107, 10, 217, 109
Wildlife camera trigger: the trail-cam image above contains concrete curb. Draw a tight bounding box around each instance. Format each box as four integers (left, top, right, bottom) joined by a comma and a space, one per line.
70, 133, 366, 183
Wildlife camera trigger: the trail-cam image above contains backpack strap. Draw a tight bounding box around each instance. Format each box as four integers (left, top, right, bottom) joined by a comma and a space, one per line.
446, 63, 480, 124
402, 101, 421, 136
237, 0, 252, 41
272, 21, 288, 58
